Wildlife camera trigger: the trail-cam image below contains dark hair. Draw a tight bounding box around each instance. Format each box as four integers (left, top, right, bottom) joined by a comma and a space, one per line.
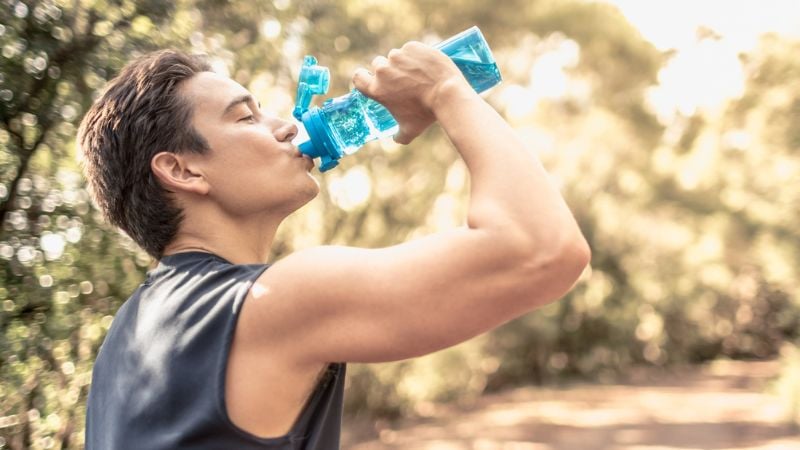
78, 50, 211, 259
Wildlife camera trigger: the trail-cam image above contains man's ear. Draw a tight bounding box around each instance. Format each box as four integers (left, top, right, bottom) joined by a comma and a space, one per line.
151, 152, 210, 196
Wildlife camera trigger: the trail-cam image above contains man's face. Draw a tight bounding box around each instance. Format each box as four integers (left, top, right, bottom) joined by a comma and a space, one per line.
179, 71, 318, 217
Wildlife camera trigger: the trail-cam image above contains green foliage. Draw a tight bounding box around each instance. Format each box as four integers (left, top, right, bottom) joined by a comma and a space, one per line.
0, 1, 189, 448
0, 0, 798, 448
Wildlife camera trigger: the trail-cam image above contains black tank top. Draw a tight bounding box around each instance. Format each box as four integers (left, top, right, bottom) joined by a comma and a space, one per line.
85, 251, 346, 449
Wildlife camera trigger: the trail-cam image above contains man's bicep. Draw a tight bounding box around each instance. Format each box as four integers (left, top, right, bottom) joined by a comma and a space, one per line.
249, 229, 539, 364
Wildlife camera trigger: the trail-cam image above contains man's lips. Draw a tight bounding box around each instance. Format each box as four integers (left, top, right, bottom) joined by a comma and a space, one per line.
301, 154, 314, 170
291, 147, 315, 170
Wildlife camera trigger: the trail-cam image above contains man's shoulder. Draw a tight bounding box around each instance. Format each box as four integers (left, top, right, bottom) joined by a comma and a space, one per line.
106, 252, 270, 338
152, 251, 269, 290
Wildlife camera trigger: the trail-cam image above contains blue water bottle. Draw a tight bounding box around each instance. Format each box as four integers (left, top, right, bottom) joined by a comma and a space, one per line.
293, 26, 502, 171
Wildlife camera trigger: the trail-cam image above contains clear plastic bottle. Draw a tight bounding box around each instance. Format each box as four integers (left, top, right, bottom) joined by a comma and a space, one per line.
293, 26, 502, 171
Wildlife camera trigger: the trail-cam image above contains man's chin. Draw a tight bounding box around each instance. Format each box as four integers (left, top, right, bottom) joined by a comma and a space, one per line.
296, 180, 320, 208
306, 174, 321, 194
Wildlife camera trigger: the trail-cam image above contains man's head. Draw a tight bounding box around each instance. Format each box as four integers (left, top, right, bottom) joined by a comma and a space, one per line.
79, 50, 317, 259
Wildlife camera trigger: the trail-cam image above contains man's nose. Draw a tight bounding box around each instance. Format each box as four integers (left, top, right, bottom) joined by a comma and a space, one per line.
273, 119, 298, 143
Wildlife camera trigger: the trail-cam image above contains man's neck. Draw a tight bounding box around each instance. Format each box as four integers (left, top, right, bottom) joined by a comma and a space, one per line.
162, 211, 283, 265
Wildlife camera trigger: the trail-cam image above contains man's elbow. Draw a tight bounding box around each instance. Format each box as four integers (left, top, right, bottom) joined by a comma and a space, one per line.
561, 235, 591, 283
520, 230, 591, 302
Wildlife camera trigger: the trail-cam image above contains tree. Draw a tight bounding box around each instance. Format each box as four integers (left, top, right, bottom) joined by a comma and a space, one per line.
0, 1, 190, 448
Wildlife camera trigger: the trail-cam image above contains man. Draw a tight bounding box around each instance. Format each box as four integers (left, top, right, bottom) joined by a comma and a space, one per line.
78, 41, 590, 449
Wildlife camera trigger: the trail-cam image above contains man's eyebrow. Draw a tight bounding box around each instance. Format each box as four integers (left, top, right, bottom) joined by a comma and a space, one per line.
222, 94, 255, 117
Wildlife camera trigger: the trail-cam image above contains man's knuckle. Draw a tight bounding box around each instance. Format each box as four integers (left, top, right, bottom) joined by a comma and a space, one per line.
387, 48, 402, 61
374, 65, 389, 77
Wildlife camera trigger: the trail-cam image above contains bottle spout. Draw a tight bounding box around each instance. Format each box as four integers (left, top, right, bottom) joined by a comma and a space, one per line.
295, 107, 343, 172
298, 139, 339, 172
297, 139, 320, 158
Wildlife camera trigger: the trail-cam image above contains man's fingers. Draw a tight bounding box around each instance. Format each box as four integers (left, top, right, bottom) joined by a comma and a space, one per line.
393, 127, 414, 145
355, 55, 392, 98
371, 55, 389, 71
352, 68, 375, 96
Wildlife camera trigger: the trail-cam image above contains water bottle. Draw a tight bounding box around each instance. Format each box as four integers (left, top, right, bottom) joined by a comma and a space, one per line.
293, 26, 502, 171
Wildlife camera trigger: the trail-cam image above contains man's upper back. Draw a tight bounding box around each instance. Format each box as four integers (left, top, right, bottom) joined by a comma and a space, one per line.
86, 251, 346, 449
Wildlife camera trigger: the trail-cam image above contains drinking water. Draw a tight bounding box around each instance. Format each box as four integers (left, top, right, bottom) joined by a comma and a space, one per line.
294, 26, 502, 171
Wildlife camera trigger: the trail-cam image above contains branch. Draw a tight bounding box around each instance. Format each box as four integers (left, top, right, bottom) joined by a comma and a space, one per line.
0, 10, 109, 240
0, 120, 52, 241
20, 373, 38, 449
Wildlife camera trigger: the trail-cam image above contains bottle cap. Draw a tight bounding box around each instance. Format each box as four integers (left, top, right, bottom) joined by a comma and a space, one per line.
297, 108, 342, 172
293, 55, 330, 120
293, 55, 341, 171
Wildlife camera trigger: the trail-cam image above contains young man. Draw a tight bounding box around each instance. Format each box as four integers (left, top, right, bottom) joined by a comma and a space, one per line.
78, 42, 590, 449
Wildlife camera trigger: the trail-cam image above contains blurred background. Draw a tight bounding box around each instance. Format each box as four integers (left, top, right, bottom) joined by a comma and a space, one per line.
0, 0, 799, 449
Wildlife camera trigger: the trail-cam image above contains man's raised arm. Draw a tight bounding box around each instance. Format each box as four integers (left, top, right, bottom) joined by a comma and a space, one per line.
241, 42, 591, 364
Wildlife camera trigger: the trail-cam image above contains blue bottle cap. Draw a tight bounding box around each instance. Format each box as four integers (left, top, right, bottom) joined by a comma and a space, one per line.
293, 56, 330, 121
293, 55, 342, 171
297, 108, 342, 172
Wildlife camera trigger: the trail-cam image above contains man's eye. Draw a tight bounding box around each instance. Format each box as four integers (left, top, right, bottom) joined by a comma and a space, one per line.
239, 115, 255, 123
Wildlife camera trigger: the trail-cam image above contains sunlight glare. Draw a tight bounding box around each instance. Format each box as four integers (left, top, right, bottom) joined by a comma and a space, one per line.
329, 166, 372, 211
604, 0, 800, 122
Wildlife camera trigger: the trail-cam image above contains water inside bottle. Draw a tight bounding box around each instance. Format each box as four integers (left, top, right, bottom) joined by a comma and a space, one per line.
451, 57, 502, 94
322, 94, 369, 154
361, 95, 398, 135
324, 91, 399, 155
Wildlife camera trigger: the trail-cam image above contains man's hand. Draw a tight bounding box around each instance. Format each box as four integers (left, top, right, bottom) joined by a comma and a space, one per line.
352, 41, 472, 144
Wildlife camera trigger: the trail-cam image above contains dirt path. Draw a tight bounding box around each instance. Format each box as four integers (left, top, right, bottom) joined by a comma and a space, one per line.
342, 361, 800, 450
